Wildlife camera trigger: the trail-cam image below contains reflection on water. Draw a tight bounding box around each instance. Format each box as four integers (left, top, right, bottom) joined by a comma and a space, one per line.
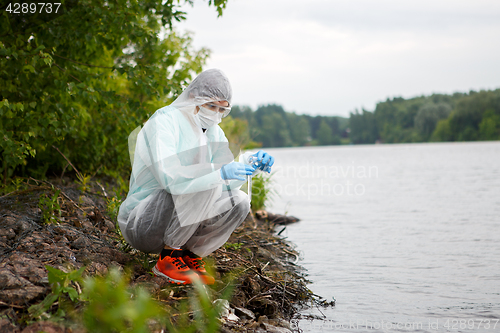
266, 142, 500, 332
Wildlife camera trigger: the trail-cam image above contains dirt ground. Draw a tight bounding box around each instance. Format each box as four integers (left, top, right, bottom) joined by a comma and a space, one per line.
0, 178, 331, 332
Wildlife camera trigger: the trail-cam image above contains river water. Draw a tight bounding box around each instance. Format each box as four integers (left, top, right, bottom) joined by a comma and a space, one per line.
265, 141, 500, 332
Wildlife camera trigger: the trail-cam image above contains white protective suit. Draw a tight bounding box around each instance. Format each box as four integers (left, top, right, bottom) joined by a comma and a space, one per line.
118, 69, 253, 257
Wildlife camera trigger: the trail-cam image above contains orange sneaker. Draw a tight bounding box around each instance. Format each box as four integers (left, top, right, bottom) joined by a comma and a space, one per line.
182, 251, 215, 285
152, 249, 196, 285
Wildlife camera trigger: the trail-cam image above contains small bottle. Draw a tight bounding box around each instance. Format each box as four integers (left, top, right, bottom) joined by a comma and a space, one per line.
247, 156, 259, 203
247, 173, 252, 203
248, 155, 271, 172
248, 155, 260, 169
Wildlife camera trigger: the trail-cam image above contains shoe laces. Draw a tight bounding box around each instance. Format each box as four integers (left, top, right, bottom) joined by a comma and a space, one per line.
190, 258, 205, 270
172, 257, 188, 269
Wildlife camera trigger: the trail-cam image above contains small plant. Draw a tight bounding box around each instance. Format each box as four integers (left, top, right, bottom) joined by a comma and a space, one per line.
138, 252, 156, 272
82, 267, 235, 332
0, 176, 27, 195
105, 194, 132, 251
29, 266, 85, 319
12, 177, 25, 190
26, 263, 236, 331
76, 173, 92, 192
251, 172, 275, 211
224, 242, 243, 251
38, 190, 62, 224
82, 268, 162, 333
165, 276, 234, 333
106, 195, 122, 223
110, 174, 130, 199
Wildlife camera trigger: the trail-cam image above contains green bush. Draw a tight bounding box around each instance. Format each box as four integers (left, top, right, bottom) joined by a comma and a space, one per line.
82, 268, 162, 333
27, 265, 234, 331
250, 173, 275, 211
29, 265, 85, 320
0, 1, 228, 184
38, 190, 62, 224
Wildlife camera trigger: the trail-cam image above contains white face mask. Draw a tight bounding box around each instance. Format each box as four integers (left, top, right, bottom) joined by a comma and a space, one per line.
197, 106, 222, 128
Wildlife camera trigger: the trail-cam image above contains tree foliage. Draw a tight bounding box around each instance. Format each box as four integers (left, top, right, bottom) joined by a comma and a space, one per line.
0, 0, 228, 183
349, 90, 500, 144
229, 104, 347, 148
414, 103, 451, 140
349, 109, 378, 144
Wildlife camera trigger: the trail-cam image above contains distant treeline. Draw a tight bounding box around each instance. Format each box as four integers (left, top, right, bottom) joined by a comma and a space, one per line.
349, 89, 500, 144
232, 89, 500, 149
229, 104, 349, 148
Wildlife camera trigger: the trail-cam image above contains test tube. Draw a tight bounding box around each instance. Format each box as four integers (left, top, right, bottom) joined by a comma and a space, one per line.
247, 174, 252, 203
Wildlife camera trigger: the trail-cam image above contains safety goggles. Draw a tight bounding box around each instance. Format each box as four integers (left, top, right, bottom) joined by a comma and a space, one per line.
204, 103, 231, 118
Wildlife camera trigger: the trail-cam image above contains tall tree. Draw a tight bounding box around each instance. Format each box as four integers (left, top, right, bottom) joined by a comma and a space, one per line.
0, 0, 227, 182
316, 120, 334, 145
349, 109, 378, 144
414, 103, 451, 140
287, 113, 310, 146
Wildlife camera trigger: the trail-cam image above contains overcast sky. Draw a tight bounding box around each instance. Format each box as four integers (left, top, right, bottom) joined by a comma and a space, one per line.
175, 0, 500, 117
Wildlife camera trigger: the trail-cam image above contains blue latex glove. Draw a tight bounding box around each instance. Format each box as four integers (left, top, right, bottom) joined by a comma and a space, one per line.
221, 162, 256, 181
252, 150, 275, 173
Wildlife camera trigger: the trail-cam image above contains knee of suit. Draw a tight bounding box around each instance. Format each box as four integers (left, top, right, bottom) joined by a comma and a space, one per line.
233, 194, 250, 216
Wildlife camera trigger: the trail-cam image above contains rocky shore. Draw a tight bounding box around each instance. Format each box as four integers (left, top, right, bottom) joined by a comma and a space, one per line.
0, 178, 332, 332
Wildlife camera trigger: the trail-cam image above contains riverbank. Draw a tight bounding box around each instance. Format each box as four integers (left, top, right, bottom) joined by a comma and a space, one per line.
0, 178, 331, 332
